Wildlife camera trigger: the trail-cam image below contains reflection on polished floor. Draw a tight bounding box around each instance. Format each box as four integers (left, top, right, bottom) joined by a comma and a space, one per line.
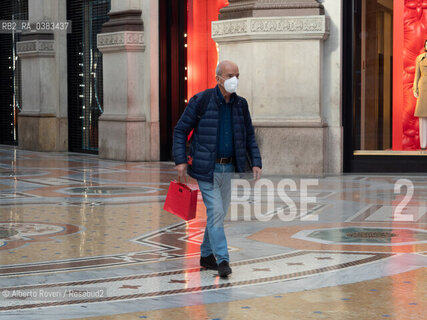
0, 145, 426, 319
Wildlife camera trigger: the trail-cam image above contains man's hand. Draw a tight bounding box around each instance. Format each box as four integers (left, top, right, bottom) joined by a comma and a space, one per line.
252, 166, 262, 180
176, 163, 188, 180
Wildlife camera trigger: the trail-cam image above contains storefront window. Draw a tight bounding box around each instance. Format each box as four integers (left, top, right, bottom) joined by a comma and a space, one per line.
0, 0, 27, 145
354, 0, 393, 152
159, 0, 228, 160
186, 0, 228, 99
354, 0, 427, 153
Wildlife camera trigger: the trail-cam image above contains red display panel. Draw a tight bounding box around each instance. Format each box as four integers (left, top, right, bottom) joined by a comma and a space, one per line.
187, 0, 228, 100
393, 0, 427, 150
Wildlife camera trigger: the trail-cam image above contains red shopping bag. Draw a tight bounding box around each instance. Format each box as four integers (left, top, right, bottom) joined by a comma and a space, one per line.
163, 180, 198, 220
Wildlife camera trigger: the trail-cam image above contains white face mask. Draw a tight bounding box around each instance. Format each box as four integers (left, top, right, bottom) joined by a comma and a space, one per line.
222, 76, 239, 93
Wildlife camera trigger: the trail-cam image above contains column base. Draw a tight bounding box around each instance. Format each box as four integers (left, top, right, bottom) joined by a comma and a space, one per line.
18, 114, 68, 152
98, 116, 151, 161
253, 120, 328, 175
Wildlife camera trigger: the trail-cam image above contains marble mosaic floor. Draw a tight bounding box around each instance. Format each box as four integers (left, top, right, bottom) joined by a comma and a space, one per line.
0, 145, 426, 319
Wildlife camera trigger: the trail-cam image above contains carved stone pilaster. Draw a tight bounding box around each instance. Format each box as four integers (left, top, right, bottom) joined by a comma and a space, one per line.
213, 2, 329, 175
16, 0, 68, 152
16, 39, 55, 57
97, 31, 145, 53
219, 0, 324, 20
212, 15, 329, 42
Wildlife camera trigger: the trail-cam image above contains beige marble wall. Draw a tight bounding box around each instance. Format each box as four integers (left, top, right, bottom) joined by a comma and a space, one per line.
98, 0, 159, 161
322, 0, 343, 174
98, 118, 150, 161
16, 0, 68, 152
221, 39, 323, 122
111, 0, 141, 12
18, 116, 67, 152
254, 124, 327, 175
213, 15, 329, 175
144, 0, 160, 161
97, 32, 148, 160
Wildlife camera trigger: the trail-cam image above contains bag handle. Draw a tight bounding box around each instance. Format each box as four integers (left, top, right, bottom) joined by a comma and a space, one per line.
177, 176, 188, 185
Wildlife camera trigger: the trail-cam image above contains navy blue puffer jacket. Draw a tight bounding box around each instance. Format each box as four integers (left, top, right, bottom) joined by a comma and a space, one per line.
173, 86, 262, 183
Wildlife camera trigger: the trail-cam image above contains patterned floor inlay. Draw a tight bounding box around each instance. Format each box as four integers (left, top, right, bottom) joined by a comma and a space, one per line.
0, 170, 48, 177
293, 226, 427, 245
0, 192, 36, 200
0, 222, 80, 251
0, 203, 187, 267
17, 178, 87, 186
347, 204, 427, 223
0, 220, 211, 276
0, 146, 426, 318
0, 251, 392, 311
249, 223, 427, 253
59, 186, 161, 196
74, 267, 427, 320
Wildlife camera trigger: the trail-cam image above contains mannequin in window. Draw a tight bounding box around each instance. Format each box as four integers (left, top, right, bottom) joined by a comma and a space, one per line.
413, 39, 427, 150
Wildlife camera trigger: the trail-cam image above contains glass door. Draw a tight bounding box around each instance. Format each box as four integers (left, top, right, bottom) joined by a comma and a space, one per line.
67, 0, 110, 153
0, 0, 27, 145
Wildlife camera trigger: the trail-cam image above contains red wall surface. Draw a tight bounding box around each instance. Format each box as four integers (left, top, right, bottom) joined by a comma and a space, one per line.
393, 0, 427, 150
187, 0, 228, 100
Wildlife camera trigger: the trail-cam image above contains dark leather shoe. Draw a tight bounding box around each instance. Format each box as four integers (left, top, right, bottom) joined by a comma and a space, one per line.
218, 261, 232, 277
200, 254, 218, 270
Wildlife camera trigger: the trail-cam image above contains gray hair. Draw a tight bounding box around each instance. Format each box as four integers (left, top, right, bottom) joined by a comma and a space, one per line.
215, 64, 222, 76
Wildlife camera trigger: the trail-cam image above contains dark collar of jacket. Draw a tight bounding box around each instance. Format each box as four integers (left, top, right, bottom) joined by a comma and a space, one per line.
215, 85, 236, 107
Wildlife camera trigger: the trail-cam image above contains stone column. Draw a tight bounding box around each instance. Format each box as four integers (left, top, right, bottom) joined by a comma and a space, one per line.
212, 0, 329, 175
97, 0, 153, 161
219, 0, 324, 19
16, 0, 68, 151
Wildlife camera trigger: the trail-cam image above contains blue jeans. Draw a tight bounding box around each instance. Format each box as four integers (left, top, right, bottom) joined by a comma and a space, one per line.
197, 163, 234, 264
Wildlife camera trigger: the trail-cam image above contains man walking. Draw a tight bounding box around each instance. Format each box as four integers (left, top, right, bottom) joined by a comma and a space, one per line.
173, 60, 262, 277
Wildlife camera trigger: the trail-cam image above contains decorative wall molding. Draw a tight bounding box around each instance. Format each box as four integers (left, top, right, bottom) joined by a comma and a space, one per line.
16, 40, 55, 57
101, 9, 144, 33
219, 0, 324, 20
252, 118, 328, 128
97, 31, 145, 52
99, 114, 146, 122
18, 111, 57, 117
212, 15, 329, 42
20, 32, 54, 41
